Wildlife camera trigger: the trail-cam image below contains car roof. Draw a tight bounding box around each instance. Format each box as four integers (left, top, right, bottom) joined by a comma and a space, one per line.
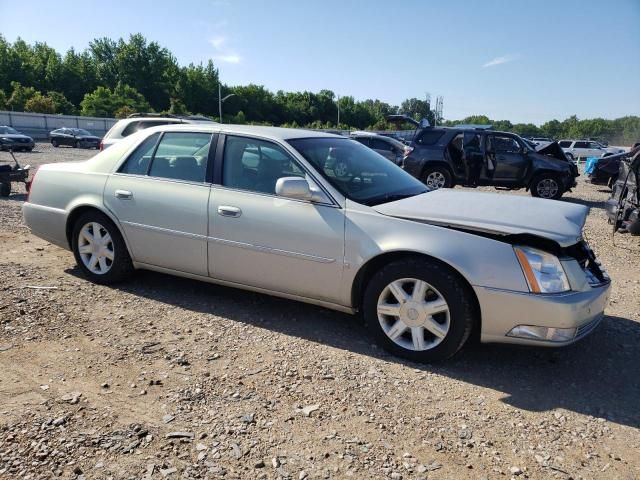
144, 123, 344, 141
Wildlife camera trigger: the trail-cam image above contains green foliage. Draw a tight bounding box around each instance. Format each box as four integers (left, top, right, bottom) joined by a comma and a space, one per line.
47, 91, 76, 115
7, 81, 38, 111
0, 89, 7, 110
80, 83, 151, 117
24, 92, 56, 114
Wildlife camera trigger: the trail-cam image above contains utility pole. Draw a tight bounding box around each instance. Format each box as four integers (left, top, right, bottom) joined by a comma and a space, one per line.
337, 94, 340, 129
218, 84, 222, 123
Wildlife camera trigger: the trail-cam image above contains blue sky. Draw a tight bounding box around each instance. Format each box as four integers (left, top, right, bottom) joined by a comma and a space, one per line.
1, 0, 639, 124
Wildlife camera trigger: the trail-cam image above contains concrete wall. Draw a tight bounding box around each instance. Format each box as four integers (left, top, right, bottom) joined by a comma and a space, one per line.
0, 111, 117, 140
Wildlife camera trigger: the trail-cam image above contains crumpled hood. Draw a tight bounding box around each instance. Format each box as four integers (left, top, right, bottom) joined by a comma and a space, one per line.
373, 190, 588, 247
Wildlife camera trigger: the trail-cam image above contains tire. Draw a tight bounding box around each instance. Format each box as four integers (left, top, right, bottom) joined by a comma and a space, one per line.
26, 147, 33, 152
52, 139, 59, 147
0, 182, 10, 197
421, 166, 453, 190
363, 257, 476, 362
73, 140, 79, 148
530, 173, 564, 200
71, 211, 134, 285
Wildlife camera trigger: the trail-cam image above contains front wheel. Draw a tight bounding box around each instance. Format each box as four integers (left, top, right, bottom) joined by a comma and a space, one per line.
530, 174, 564, 200
421, 166, 453, 190
52, 139, 59, 147
363, 258, 476, 362
73, 140, 79, 148
71, 211, 134, 284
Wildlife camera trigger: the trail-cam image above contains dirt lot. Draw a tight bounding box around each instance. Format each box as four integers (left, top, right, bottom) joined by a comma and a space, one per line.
1, 144, 639, 480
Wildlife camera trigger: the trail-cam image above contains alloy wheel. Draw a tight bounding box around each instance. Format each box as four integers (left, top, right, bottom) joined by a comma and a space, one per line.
536, 178, 559, 198
377, 278, 450, 351
425, 171, 446, 189
77, 222, 114, 275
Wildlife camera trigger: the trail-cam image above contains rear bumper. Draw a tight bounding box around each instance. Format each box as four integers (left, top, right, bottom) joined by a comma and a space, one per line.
22, 202, 70, 250
475, 282, 611, 346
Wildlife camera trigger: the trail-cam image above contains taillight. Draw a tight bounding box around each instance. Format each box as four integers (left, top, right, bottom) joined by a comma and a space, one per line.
26, 167, 38, 202
403, 146, 414, 158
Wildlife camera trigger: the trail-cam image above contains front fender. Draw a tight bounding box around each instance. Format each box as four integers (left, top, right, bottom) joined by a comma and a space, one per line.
342, 205, 529, 307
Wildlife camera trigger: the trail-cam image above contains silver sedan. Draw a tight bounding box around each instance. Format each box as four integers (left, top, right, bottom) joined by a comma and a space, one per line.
22, 125, 611, 362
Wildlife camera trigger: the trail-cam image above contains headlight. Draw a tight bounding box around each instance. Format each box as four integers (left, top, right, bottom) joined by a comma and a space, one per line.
514, 246, 570, 293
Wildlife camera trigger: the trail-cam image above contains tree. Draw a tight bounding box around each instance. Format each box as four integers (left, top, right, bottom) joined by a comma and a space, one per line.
0, 89, 7, 110
7, 82, 38, 111
47, 91, 76, 114
80, 83, 150, 117
175, 61, 219, 115
400, 97, 435, 125
24, 92, 55, 113
168, 97, 189, 115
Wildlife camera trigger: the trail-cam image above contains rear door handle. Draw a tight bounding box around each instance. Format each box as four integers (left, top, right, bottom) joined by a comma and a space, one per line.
217, 205, 242, 218
115, 189, 133, 199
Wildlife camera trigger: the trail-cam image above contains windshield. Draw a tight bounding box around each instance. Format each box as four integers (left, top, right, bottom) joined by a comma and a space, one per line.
288, 137, 427, 206
73, 128, 92, 136
0, 126, 19, 135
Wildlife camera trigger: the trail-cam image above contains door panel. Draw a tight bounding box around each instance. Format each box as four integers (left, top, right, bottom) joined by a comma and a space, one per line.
486, 135, 528, 181
208, 188, 345, 303
104, 175, 210, 275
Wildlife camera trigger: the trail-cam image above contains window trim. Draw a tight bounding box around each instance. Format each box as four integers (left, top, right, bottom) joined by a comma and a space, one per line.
214, 133, 340, 208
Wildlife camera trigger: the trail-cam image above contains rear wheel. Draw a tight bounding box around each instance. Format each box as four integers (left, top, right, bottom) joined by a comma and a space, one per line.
73, 140, 80, 148
363, 258, 475, 362
71, 211, 133, 284
421, 166, 453, 190
52, 139, 59, 147
0, 182, 10, 197
530, 173, 564, 199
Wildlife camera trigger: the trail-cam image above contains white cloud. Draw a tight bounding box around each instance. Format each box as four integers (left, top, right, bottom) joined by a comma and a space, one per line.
482, 54, 520, 68
210, 36, 226, 50
214, 54, 241, 64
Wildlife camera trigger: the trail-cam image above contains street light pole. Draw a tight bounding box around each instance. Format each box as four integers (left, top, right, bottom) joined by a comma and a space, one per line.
337, 94, 340, 129
217, 84, 236, 124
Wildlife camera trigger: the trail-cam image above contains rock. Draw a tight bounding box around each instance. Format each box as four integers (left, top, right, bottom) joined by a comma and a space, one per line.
230, 443, 242, 459
196, 443, 208, 451
162, 414, 175, 424
241, 413, 255, 424
165, 432, 194, 440
40, 384, 49, 390
271, 457, 280, 468
299, 470, 308, 479
255, 460, 265, 468
160, 467, 177, 477
391, 473, 403, 480
509, 466, 523, 476
301, 404, 320, 417
101, 383, 109, 389
52, 416, 66, 426
60, 391, 82, 404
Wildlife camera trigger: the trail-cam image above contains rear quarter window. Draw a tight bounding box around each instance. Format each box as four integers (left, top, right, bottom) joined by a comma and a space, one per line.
416, 130, 445, 145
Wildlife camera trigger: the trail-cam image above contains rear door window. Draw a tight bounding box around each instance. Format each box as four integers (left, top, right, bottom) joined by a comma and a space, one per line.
416, 130, 445, 145
558, 141, 572, 148
148, 132, 212, 182
370, 138, 393, 151
574, 141, 589, 149
118, 133, 160, 175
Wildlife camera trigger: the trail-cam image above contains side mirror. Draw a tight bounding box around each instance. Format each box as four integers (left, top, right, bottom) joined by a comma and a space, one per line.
275, 177, 313, 201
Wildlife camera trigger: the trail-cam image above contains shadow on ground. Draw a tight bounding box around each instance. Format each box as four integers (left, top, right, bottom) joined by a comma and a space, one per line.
67, 267, 640, 428
563, 196, 606, 210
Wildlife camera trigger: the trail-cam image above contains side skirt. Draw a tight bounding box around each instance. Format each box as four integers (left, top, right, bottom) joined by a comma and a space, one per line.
133, 262, 356, 315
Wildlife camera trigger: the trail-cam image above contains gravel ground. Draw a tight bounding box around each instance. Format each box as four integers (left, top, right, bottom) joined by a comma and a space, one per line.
0, 144, 639, 480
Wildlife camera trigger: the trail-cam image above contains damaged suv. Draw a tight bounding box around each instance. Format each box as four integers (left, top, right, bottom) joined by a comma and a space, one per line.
387, 116, 578, 199
23, 125, 610, 362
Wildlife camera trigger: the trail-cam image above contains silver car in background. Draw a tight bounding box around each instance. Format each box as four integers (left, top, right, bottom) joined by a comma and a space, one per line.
23, 124, 611, 362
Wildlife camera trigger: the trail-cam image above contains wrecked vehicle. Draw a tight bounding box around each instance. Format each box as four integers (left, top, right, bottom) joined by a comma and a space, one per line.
23, 124, 610, 362
606, 146, 640, 235
0, 150, 31, 197
386, 115, 578, 199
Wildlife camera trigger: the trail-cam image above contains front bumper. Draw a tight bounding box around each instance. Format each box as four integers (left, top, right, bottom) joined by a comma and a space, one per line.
475, 281, 611, 346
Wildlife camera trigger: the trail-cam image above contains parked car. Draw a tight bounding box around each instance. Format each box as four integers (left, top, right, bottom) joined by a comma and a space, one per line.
100, 114, 216, 150
606, 145, 640, 235
50, 128, 101, 149
0, 126, 35, 152
529, 137, 554, 148
23, 124, 611, 362
350, 131, 411, 165
386, 116, 578, 199
585, 152, 622, 187
557, 140, 625, 162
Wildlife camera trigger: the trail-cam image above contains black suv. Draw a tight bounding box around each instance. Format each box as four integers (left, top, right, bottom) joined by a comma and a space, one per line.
387, 116, 578, 199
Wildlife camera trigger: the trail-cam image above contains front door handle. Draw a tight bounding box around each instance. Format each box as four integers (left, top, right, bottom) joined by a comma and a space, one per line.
218, 205, 242, 218
115, 189, 133, 199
